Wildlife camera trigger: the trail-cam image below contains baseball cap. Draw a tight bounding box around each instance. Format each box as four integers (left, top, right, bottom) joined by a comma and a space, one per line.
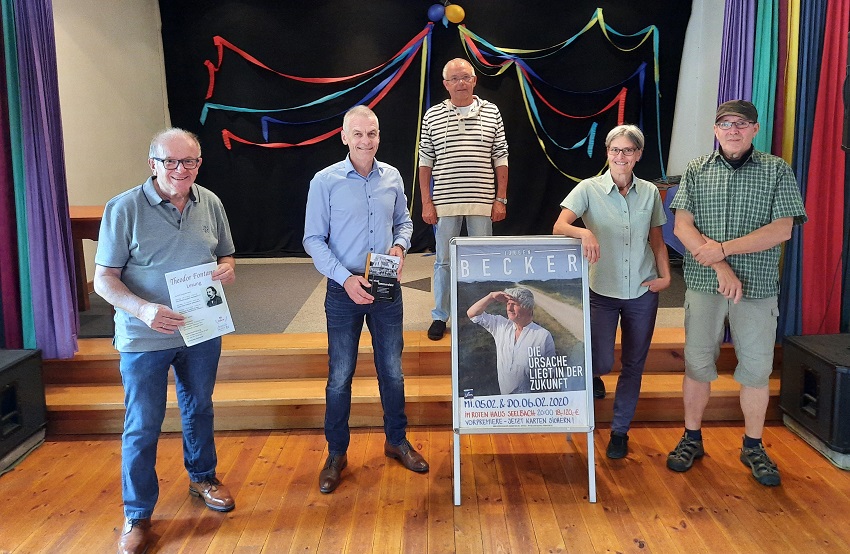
715, 100, 758, 123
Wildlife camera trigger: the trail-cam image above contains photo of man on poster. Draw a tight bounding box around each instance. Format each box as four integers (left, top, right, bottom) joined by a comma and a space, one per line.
466, 287, 555, 394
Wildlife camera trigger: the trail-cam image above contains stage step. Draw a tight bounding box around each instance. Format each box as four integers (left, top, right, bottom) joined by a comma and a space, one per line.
43, 329, 782, 434
44, 373, 781, 434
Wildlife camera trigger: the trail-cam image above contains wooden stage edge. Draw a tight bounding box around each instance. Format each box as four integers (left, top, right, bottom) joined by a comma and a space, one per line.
44, 328, 783, 434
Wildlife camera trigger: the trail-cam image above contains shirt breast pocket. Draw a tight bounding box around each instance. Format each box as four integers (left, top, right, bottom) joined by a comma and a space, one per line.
632, 208, 652, 227
630, 209, 652, 243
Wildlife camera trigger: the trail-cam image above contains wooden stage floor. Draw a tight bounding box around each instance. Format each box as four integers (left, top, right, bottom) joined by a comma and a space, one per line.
1, 423, 848, 553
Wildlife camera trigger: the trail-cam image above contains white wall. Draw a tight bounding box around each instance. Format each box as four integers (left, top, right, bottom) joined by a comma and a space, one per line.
53, 0, 169, 278
668, 0, 725, 176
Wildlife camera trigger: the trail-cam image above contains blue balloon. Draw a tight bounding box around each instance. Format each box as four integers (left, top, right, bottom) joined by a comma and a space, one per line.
427, 4, 445, 22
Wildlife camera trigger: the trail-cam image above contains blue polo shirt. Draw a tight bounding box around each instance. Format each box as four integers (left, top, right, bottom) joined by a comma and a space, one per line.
95, 177, 235, 352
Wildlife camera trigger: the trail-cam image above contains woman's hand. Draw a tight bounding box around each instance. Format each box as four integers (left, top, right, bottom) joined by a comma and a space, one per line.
641, 275, 671, 293
580, 230, 600, 264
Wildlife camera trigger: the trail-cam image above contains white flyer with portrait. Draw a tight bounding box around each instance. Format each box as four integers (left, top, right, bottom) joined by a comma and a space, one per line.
165, 262, 235, 347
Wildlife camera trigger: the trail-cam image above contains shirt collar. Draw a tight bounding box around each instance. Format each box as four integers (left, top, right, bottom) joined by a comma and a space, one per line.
601, 169, 635, 195
710, 146, 757, 166
444, 96, 482, 115
143, 176, 198, 206
344, 155, 381, 179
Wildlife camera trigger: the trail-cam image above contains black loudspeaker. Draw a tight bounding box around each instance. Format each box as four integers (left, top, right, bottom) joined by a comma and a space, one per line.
0, 350, 47, 470
780, 335, 850, 467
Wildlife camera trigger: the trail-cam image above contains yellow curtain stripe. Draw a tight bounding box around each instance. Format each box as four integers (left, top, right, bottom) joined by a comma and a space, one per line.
781, 0, 800, 163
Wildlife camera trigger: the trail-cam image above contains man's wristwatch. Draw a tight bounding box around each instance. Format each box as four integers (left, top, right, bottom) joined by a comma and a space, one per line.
495, 197, 508, 205
393, 244, 406, 258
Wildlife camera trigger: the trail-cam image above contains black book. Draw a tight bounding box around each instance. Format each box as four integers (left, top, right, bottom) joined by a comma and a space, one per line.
364, 252, 401, 302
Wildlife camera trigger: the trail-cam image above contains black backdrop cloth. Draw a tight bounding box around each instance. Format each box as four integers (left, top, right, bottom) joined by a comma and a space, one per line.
159, 0, 692, 256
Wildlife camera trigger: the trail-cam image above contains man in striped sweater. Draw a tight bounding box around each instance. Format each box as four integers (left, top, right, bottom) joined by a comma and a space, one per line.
419, 58, 510, 341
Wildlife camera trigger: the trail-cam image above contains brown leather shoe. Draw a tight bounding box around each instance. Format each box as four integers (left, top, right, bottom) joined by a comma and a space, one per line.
189, 477, 235, 512
319, 453, 347, 494
385, 440, 429, 473
117, 517, 151, 554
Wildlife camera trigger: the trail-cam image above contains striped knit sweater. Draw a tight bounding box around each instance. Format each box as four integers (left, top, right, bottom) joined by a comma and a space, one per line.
418, 97, 509, 217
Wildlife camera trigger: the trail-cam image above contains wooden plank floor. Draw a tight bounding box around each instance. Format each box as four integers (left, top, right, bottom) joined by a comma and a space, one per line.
2, 424, 849, 553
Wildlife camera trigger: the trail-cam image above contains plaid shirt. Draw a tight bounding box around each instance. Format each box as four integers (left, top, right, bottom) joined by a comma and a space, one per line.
670, 149, 807, 298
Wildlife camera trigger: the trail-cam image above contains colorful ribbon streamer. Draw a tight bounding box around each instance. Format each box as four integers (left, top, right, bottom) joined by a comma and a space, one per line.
458, 8, 667, 180
205, 25, 433, 98
204, 9, 668, 184
217, 26, 431, 150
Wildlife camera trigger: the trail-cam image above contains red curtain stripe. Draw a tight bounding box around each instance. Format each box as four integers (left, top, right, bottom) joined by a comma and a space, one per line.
801, 0, 849, 334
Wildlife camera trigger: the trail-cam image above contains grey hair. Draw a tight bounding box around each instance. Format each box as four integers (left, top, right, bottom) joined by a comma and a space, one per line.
503, 287, 535, 310
149, 128, 201, 158
442, 58, 475, 80
343, 105, 379, 135
605, 124, 645, 151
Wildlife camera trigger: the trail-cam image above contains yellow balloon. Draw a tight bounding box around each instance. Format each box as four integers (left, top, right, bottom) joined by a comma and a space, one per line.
445, 4, 465, 24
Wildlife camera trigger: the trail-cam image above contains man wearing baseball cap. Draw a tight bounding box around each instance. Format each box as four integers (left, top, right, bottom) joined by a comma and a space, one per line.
665, 100, 807, 486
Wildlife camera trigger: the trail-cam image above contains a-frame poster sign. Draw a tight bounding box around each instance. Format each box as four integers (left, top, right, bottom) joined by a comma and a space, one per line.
450, 236, 596, 505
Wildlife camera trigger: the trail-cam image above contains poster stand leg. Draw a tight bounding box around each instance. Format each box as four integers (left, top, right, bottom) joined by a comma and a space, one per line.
453, 432, 461, 506
565, 432, 596, 503
586, 431, 597, 503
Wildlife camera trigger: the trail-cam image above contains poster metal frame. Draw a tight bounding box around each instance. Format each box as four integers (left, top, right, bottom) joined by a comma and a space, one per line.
450, 235, 597, 504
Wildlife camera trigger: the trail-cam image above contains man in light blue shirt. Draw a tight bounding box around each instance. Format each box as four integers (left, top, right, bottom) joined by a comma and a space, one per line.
303, 105, 428, 495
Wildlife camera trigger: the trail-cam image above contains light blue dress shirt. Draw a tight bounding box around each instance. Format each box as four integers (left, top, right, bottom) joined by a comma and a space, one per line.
303, 156, 413, 286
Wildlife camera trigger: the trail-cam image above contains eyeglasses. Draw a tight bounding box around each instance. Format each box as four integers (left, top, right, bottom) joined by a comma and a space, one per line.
445, 75, 474, 84
152, 157, 201, 170
715, 120, 755, 130
608, 147, 638, 156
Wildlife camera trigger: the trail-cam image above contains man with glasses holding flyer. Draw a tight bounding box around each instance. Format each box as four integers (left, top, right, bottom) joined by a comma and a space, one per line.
94, 128, 236, 554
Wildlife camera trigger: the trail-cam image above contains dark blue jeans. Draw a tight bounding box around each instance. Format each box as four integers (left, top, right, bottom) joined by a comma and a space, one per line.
324, 279, 407, 455
119, 337, 222, 520
590, 289, 659, 434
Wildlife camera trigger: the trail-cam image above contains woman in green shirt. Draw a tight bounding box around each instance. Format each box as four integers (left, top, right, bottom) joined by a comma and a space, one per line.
553, 124, 671, 459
